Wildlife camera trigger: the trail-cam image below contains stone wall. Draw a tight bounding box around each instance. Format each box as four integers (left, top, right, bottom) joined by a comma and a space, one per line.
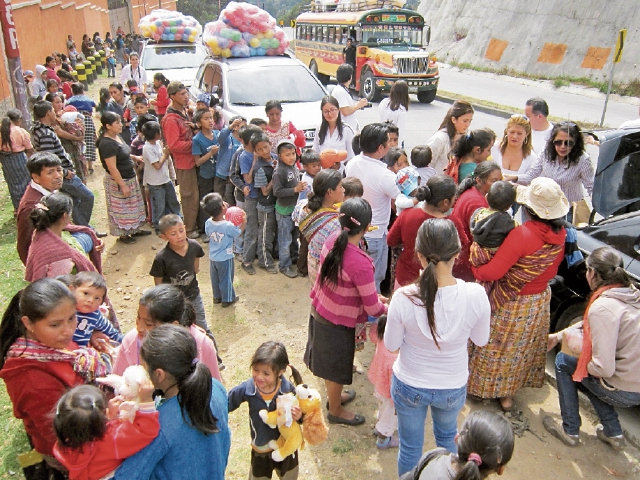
419, 0, 640, 83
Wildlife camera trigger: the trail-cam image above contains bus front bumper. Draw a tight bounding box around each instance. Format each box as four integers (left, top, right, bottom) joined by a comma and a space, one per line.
373, 76, 439, 93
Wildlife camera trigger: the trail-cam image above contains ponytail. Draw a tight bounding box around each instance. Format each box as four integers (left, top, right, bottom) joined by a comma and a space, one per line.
141, 324, 219, 435
319, 198, 371, 286
1, 117, 13, 151
307, 169, 342, 213
29, 192, 73, 231
0, 291, 24, 368
455, 161, 500, 199
417, 175, 456, 206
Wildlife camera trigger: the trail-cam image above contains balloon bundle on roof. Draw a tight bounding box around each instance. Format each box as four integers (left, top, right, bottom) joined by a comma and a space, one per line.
202, 2, 289, 58
139, 9, 203, 42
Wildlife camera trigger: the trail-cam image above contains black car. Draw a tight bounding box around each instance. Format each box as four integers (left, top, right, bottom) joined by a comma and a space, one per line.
550, 127, 640, 332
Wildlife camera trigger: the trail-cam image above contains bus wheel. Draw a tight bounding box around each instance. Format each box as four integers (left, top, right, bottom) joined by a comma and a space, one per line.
417, 89, 437, 103
310, 60, 322, 82
360, 70, 381, 102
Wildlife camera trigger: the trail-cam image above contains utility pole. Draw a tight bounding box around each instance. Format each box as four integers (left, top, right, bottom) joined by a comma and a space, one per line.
0, 0, 30, 128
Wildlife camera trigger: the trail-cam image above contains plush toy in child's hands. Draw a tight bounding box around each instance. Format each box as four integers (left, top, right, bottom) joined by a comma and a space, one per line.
296, 384, 329, 445
259, 392, 302, 462
96, 365, 154, 422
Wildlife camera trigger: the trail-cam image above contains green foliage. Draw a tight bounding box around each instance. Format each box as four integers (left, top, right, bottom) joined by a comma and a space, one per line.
177, 0, 220, 25
332, 439, 354, 454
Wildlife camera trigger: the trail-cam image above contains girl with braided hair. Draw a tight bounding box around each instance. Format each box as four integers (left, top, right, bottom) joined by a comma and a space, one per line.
384, 218, 491, 476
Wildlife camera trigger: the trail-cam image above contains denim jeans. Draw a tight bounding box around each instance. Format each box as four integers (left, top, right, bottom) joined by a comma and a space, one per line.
210, 258, 235, 302
147, 182, 181, 229
242, 197, 258, 264
233, 200, 244, 254
555, 352, 640, 437
61, 174, 94, 226
257, 205, 276, 268
364, 233, 388, 293
276, 212, 298, 270
191, 293, 222, 364
392, 374, 466, 476
70, 232, 93, 253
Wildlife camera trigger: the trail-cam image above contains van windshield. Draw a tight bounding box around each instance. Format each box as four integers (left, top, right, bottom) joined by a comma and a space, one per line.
227, 65, 326, 105
141, 45, 207, 70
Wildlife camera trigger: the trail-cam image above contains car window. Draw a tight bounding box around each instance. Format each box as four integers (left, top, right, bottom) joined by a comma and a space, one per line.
227, 65, 325, 106
142, 45, 207, 70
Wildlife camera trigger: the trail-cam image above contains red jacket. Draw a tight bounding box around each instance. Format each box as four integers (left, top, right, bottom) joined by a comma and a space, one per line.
0, 354, 85, 455
161, 109, 194, 170
17, 184, 43, 265
54, 409, 160, 480
154, 85, 169, 115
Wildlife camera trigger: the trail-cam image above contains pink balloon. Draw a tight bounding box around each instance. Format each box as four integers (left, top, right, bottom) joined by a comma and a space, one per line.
174, 33, 182, 41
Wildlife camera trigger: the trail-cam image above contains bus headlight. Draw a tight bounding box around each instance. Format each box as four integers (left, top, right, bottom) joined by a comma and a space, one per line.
375, 64, 397, 75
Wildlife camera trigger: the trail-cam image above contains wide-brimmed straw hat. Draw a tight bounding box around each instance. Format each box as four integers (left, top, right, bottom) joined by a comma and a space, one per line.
516, 177, 570, 219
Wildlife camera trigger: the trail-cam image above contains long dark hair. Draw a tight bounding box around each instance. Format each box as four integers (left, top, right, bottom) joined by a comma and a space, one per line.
544, 122, 585, 167
307, 169, 342, 212
388, 80, 409, 111
586, 246, 632, 289
29, 192, 73, 231
416, 174, 457, 206
250, 341, 303, 386
318, 96, 344, 145
454, 411, 515, 479
456, 161, 501, 199
319, 198, 371, 286
139, 284, 196, 327
1, 109, 22, 151
412, 219, 461, 349
0, 278, 75, 367
141, 324, 219, 435
451, 128, 496, 160
97, 110, 120, 138
439, 100, 474, 141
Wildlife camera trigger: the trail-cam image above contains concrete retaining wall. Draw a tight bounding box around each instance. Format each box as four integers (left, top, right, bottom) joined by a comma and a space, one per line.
418, 0, 640, 84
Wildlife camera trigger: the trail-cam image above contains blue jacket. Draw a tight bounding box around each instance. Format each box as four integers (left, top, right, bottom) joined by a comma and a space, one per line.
228, 376, 295, 449
114, 379, 230, 480
216, 127, 241, 179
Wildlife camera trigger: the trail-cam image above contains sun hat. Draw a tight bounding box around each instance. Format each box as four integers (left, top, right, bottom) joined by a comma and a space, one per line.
516, 177, 570, 219
320, 149, 347, 169
396, 167, 419, 196
166, 81, 186, 96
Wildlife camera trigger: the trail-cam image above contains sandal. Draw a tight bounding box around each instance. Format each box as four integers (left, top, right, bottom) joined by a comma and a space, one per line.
327, 413, 365, 426
118, 235, 136, 244
326, 389, 356, 410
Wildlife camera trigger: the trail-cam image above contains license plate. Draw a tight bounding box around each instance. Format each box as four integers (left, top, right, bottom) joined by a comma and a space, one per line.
409, 87, 419, 93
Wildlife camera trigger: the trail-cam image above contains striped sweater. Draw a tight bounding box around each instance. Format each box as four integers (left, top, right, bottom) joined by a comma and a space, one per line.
311, 231, 387, 328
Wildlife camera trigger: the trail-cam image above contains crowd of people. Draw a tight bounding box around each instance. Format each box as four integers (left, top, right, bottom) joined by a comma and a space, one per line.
0, 52, 639, 480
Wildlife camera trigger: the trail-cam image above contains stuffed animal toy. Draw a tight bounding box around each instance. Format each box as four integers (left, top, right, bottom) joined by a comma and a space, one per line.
296, 384, 329, 445
96, 365, 153, 422
259, 392, 302, 462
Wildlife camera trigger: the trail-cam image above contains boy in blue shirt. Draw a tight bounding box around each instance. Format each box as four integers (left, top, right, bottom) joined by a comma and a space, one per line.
192, 109, 219, 242
215, 115, 246, 203
238, 126, 262, 275
202, 193, 246, 307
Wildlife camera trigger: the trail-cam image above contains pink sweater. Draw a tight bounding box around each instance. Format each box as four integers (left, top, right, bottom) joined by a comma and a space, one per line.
368, 328, 397, 399
113, 325, 221, 381
311, 231, 387, 328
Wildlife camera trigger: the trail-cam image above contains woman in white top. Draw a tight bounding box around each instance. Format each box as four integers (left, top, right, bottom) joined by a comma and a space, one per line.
312, 95, 355, 167
119, 52, 148, 92
384, 218, 491, 476
491, 114, 537, 177
427, 100, 474, 175
379, 80, 409, 147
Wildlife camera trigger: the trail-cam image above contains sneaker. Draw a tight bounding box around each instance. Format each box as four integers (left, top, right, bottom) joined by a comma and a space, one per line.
542, 416, 579, 447
222, 296, 239, 308
596, 425, 625, 451
201, 233, 210, 243
242, 263, 256, 275
376, 435, 399, 450
132, 230, 152, 237
213, 298, 222, 305
280, 267, 298, 278
187, 231, 200, 240
262, 265, 278, 274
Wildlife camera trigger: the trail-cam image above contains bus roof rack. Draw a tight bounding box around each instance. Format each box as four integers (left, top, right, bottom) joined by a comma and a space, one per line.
303, 0, 406, 13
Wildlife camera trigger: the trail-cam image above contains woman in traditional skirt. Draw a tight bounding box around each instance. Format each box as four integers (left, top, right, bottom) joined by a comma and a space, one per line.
304, 198, 387, 427
469, 177, 569, 411
97, 111, 150, 244
0, 109, 33, 215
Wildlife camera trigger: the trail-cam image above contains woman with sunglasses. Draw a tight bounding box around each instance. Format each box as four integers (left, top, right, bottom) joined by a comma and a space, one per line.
312, 95, 355, 169
505, 122, 594, 214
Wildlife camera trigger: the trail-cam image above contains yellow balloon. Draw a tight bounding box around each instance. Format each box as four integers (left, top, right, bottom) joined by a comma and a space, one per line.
222, 48, 231, 57
212, 46, 222, 56
150, 24, 157, 32
265, 30, 274, 39
249, 38, 260, 48
189, 35, 196, 42
208, 37, 219, 48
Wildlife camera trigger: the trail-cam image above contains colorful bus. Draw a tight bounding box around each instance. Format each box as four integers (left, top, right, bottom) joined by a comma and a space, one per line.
294, 4, 439, 103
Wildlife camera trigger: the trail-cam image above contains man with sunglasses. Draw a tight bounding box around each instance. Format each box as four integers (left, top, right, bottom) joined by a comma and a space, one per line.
525, 97, 553, 155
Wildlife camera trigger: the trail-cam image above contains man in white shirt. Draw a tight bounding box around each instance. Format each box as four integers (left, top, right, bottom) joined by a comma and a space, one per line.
345, 123, 400, 293
620, 105, 640, 129
525, 97, 553, 156
332, 64, 368, 133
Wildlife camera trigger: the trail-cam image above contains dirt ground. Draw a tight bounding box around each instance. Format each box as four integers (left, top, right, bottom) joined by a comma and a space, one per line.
88, 156, 639, 480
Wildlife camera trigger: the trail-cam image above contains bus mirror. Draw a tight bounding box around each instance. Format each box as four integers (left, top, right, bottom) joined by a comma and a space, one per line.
423, 26, 431, 46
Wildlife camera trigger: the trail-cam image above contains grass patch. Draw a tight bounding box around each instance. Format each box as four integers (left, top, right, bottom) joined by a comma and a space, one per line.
447, 60, 640, 97
0, 175, 29, 480
331, 439, 354, 455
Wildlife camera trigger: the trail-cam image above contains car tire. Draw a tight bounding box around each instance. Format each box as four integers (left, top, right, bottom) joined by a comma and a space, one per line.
360, 69, 381, 102
553, 301, 586, 353
310, 60, 322, 82
417, 89, 437, 104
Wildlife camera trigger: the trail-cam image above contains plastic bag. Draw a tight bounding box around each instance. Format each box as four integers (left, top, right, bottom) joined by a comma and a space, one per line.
139, 9, 203, 43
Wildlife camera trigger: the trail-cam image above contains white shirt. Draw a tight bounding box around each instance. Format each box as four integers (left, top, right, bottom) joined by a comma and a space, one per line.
378, 97, 407, 146
384, 281, 491, 389
426, 129, 450, 175
142, 142, 170, 186
312, 122, 355, 163
120, 64, 148, 89
491, 144, 538, 177
332, 84, 359, 132
620, 118, 640, 129
531, 123, 553, 157
344, 153, 400, 238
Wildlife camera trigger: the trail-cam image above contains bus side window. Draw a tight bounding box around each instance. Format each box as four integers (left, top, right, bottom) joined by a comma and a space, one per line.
322, 26, 328, 43
328, 26, 335, 44
310, 26, 315, 42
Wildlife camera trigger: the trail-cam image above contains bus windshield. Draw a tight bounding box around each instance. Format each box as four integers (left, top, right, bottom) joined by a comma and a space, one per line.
360, 25, 422, 46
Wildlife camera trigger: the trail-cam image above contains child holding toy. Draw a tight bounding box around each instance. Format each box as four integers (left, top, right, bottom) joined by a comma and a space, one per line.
228, 341, 303, 479
53, 384, 159, 480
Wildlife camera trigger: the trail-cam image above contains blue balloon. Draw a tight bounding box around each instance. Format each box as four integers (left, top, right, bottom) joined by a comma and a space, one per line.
217, 37, 229, 48
168, 33, 175, 41
249, 47, 258, 56
256, 47, 266, 56
242, 32, 253, 43
162, 33, 169, 41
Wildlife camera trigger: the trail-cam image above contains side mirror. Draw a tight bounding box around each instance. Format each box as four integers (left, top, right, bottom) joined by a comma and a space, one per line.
423, 26, 431, 46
